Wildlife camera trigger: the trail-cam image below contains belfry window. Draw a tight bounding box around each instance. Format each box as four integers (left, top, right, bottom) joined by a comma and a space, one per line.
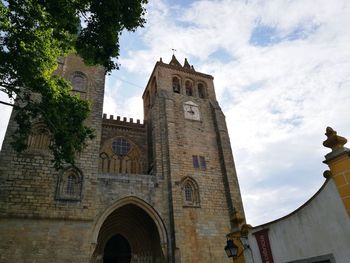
172, 77, 180, 93
198, 83, 206, 98
185, 80, 193, 96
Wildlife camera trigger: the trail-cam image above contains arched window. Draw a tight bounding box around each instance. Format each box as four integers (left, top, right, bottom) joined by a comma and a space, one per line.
151, 77, 157, 95
99, 137, 143, 174
181, 177, 200, 207
27, 122, 50, 150
198, 83, 206, 98
185, 80, 193, 96
66, 175, 76, 195
172, 77, 180, 93
99, 152, 109, 173
184, 184, 193, 202
71, 72, 87, 92
55, 166, 83, 201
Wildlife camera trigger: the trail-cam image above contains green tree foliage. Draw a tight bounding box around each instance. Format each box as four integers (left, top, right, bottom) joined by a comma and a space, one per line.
0, 0, 147, 169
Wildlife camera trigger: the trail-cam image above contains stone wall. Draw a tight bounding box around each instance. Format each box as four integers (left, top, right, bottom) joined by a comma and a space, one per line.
0, 54, 105, 262
0, 56, 245, 263
143, 60, 245, 263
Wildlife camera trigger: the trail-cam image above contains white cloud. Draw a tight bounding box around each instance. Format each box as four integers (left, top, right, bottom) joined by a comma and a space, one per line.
115, 0, 350, 225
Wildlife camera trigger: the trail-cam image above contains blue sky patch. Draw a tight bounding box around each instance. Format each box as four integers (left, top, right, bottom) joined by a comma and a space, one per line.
209, 48, 233, 63
250, 25, 280, 47
250, 22, 319, 47
243, 81, 265, 92
287, 24, 319, 41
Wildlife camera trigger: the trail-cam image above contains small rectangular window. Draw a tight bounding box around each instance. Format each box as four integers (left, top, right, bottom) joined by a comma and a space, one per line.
192, 155, 199, 168
199, 156, 206, 170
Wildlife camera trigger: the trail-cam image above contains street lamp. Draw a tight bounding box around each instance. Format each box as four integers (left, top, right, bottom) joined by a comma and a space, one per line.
224, 239, 239, 258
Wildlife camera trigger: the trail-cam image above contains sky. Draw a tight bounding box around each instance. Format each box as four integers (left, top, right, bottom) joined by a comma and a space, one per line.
1, 0, 350, 226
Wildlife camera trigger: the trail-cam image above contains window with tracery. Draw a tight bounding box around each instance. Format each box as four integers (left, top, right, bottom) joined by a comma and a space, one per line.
99, 137, 143, 174
27, 122, 50, 150
182, 177, 200, 207
185, 80, 193, 96
66, 175, 76, 195
172, 77, 180, 93
184, 184, 193, 202
112, 138, 131, 156
71, 72, 87, 92
56, 167, 83, 201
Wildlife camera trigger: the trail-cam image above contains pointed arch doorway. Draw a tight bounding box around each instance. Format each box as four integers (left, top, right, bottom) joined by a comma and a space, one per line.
91, 197, 168, 263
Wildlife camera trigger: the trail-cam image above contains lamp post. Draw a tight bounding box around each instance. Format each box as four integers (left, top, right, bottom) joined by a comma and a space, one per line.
224, 239, 239, 258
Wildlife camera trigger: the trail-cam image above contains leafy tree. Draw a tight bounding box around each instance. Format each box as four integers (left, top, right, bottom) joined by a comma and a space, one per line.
0, 0, 147, 169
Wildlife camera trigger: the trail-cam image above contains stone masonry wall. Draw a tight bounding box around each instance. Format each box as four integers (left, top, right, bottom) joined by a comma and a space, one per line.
0, 54, 105, 262
144, 62, 244, 263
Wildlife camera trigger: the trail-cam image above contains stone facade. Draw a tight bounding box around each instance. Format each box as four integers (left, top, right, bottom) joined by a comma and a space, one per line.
0, 54, 245, 262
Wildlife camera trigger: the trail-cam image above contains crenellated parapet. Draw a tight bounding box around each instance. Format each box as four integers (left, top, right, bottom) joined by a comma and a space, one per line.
102, 113, 145, 130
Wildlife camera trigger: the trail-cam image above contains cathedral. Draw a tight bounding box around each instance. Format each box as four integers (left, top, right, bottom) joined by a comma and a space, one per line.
0, 54, 246, 263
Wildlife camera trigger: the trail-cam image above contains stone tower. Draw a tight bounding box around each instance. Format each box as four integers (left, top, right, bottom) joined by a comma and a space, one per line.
142, 55, 246, 262
0, 54, 245, 263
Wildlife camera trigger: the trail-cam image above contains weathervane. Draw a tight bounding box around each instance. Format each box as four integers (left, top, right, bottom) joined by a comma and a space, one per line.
171, 48, 177, 55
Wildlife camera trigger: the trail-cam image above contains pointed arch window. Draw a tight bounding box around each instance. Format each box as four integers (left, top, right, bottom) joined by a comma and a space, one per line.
185, 80, 193, 96
66, 175, 76, 195
182, 177, 200, 207
184, 184, 193, 202
99, 137, 143, 174
56, 166, 83, 201
71, 72, 87, 92
172, 77, 180, 93
27, 122, 50, 150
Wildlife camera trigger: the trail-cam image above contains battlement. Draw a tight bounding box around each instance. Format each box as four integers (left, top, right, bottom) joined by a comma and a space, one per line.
102, 113, 145, 128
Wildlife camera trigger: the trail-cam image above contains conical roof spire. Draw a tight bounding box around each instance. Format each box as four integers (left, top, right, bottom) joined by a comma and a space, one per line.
183, 58, 191, 69
169, 54, 182, 67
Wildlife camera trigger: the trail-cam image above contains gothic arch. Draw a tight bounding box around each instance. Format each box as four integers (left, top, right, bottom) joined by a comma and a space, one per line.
71, 71, 88, 92
91, 196, 168, 262
27, 122, 50, 150
181, 176, 200, 207
99, 136, 143, 174
55, 165, 83, 201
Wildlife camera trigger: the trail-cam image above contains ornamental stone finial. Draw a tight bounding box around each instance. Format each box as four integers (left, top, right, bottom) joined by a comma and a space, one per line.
323, 127, 347, 151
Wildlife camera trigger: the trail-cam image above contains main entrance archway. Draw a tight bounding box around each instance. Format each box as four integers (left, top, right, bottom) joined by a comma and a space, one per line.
103, 234, 131, 263
91, 197, 168, 263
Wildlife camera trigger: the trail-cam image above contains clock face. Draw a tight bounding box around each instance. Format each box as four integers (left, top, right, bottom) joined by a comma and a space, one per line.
184, 102, 200, 121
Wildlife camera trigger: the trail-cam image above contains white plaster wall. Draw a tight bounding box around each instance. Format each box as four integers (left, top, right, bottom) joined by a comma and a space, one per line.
244, 179, 350, 263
